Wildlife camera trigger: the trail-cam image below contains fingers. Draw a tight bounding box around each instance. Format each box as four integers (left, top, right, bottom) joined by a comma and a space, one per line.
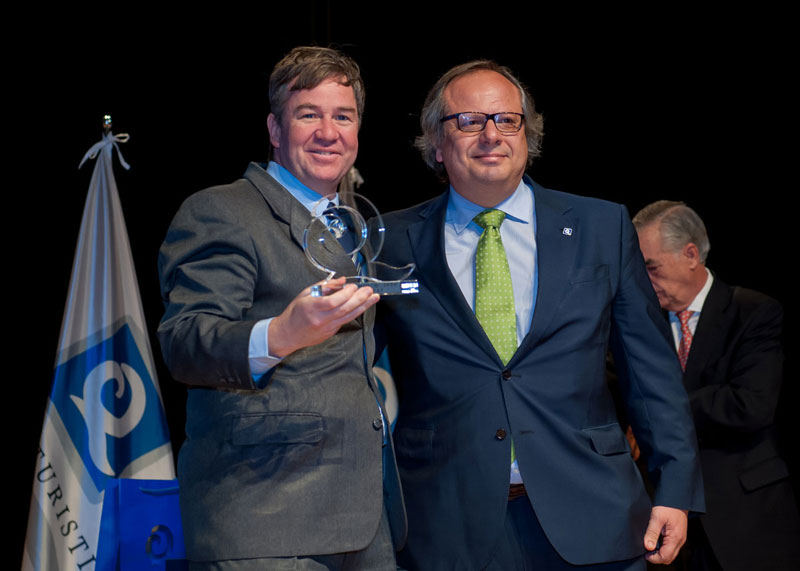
302, 277, 346, 298
644, 506, 688, 565
315, 283, 378, 326
308, 281, 373, 309
643, 515, 662, 553
269, 281, 379, 358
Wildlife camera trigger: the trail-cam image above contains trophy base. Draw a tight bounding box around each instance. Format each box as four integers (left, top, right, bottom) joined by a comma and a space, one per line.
347, 277, 419, 296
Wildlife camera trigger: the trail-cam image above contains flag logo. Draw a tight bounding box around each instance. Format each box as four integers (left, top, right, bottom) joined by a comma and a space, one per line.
50, 323, 170, 492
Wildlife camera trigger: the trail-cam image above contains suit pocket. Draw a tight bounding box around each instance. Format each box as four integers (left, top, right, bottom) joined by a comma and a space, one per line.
569, 264, 609, 284
231, 412, 324, 445
583, 423, 629, 455
739, 456, 790, 492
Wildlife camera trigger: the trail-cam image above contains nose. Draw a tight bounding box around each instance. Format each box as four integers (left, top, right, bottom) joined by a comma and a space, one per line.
316, 116, 338, 141
479, 118, 502, 144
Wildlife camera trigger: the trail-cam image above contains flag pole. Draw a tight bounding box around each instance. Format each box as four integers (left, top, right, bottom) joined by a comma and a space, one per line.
22, 121, 181, 570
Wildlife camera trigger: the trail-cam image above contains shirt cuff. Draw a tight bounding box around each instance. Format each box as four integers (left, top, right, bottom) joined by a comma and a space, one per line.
249, 318, 283, 379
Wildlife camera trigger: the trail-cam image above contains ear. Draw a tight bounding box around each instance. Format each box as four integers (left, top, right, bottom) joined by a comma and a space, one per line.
683, 242, 701, 269
267, 113, 281, 149
435, 147, 444, 164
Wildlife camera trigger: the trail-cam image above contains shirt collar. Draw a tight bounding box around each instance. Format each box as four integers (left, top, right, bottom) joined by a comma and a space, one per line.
670, 267, 714, 317
266, 161, 339, 213
687, 267, 714, 312
445, 178, 534, 235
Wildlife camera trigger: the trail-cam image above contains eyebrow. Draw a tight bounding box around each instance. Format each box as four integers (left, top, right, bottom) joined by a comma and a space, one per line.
294, 103, 357, 114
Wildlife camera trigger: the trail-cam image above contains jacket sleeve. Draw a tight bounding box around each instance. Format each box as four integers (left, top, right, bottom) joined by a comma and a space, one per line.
157, 189, 261, 390
690, 292, 783, 437
609, 204, 705, 512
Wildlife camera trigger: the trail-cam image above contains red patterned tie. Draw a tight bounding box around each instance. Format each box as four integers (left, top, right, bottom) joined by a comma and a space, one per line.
677, 310, 694, 372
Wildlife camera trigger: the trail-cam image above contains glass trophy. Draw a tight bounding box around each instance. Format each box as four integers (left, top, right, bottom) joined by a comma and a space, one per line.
303, 194, 418, 296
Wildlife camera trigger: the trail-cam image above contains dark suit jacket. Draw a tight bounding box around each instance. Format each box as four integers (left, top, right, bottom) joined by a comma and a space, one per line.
376, 179, 704, 569
158, 163, 405, 562
683, 278, 800, 570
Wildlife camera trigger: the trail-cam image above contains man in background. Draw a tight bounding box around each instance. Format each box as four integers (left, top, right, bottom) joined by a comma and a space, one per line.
633, 201, 800, 571
158, 46, 405, 570
376, 60, 703, 570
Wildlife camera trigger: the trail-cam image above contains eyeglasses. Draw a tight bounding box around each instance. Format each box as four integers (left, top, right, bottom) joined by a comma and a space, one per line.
440, 112, 525, 133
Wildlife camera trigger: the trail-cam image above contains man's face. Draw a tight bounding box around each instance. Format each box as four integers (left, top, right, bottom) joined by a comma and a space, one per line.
435, 70, 528, 206
268, 77, 359, 196
637, 224, 699, 312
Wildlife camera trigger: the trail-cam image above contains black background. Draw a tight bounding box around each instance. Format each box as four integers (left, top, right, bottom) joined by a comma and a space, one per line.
13, 4, 796, 558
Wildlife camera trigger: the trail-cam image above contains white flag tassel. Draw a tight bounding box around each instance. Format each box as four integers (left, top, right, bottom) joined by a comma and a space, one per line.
22, 131, 176, 571
78, 132, 131, 170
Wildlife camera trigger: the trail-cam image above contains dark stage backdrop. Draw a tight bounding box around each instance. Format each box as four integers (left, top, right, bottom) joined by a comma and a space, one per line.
13, 5, 795, 558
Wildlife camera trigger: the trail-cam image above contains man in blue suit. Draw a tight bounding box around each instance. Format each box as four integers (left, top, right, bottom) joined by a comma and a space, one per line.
376, 61, 704, 570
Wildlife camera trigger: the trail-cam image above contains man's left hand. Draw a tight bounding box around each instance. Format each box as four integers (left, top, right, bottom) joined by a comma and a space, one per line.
643, 506, 688, 565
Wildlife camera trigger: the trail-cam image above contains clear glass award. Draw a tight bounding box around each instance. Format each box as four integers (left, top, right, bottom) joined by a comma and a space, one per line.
303, 194, 418, 296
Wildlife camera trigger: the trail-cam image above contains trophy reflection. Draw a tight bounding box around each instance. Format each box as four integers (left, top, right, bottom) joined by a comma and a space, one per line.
304, 194, 418, 296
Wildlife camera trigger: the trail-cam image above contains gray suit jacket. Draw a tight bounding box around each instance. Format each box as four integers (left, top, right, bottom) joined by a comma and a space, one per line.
158, 163, 405, 562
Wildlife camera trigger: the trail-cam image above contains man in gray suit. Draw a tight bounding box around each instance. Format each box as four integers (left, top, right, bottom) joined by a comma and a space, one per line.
158, 46, 405, 570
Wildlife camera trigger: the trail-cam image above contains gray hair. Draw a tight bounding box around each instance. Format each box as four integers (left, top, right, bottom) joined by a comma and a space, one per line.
269, 46, 365, 124
415, 60, 544, 179
632, 200, 710, 262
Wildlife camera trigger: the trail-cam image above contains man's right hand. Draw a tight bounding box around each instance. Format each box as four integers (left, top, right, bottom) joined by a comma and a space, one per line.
268, 277, 379, 358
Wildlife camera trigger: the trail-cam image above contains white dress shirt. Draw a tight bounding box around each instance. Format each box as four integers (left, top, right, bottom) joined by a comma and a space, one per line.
668, 268, 714, 352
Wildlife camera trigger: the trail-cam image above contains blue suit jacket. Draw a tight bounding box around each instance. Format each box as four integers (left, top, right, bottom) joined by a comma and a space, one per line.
377, 179, 704, 569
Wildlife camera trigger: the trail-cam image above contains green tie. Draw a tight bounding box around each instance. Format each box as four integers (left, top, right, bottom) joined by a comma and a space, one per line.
473, 209, 517, 366
474, 209, 518, 465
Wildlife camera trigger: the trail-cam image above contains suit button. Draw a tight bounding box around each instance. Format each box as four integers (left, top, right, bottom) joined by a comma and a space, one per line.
495, 429, 507, 440
502, 370, 512, 380
372, 418, 383, 430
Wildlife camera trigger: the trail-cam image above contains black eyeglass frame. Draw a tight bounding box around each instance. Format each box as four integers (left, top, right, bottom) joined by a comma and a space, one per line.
439, 111, 525, 133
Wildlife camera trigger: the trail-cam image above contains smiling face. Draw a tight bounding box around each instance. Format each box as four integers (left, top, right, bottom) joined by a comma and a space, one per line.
267, 77, 359, 197
435, 70, 528, 207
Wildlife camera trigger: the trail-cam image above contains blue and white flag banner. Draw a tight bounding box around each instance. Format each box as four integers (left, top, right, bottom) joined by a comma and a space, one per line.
22, 132, 176, 571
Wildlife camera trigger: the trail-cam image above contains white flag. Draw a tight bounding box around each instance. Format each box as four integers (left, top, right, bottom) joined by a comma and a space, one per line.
22, 132, 175, 571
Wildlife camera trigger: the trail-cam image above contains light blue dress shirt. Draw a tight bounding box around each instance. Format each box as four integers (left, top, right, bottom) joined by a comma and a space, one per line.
444, 178, 538, 484
248, 161, 338, 377
444, 178, 538, 345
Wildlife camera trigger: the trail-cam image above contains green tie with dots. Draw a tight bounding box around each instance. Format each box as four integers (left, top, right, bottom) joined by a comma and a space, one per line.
474, 209, 518, 463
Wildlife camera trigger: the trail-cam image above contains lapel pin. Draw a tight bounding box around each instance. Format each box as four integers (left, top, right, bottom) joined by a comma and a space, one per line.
562, 227, 573, 236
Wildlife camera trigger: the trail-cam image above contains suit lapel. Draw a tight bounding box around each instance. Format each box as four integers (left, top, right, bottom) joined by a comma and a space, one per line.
683, 277, 732, 388
512, 184, 577, 363
407, 193, 502, 365
408, 183, 580, 366
244, 163, 355, 278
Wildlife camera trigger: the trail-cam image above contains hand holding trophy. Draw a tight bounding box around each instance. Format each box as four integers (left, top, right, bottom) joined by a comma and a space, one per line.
304, 194, 418, 297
